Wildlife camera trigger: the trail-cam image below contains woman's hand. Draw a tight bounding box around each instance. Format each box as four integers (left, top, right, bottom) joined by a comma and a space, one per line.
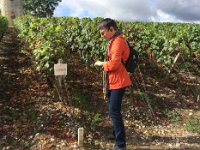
94, 61, 103, 66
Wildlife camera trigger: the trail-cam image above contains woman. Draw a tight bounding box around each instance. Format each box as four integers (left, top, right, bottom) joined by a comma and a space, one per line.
94, 18, 131, 150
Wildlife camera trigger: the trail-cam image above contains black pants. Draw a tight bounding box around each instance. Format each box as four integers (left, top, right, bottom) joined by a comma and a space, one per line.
108, 88, 126, 148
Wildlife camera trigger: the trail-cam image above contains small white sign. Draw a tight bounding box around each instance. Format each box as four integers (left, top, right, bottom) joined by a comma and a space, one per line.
54, 63, 67, 76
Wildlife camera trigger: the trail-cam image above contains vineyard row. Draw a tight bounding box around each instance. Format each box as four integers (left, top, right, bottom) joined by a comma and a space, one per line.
14, 15, 200, 76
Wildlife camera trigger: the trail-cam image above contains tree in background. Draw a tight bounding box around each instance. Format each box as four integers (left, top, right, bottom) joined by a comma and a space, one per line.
23, 0, 62, 18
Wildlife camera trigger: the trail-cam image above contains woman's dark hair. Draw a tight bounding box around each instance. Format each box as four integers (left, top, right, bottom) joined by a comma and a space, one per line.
98, 18, 118, 30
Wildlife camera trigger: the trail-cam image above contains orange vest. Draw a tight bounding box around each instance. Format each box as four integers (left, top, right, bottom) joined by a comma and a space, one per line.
102, 35, 132, 90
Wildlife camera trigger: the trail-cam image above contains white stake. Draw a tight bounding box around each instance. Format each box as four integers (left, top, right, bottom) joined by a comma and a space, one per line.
78, 128, 84, 147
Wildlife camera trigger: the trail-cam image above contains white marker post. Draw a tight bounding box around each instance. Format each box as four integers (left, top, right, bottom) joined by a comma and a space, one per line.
78, 127, 84, 147
54, 59, 67, 102
54, 59, 67, 86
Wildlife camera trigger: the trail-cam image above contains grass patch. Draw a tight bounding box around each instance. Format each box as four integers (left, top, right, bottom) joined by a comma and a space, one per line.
74, 91, 91, 110
186, 115, 200, 133
162, 109, 181, 122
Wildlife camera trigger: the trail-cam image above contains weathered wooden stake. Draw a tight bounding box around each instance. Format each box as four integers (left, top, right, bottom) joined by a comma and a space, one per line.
78, 127, 84, 147
168, 52, 181, 74
102, 71, 106, 100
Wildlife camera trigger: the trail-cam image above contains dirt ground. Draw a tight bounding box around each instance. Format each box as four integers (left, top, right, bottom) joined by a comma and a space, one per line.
0, 29, 200, 150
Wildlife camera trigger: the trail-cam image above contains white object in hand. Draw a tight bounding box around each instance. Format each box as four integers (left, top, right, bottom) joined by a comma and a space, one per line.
94, 61, 103, 66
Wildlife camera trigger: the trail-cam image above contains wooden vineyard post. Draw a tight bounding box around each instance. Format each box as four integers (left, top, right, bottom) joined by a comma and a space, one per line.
167, 52, 181, 75
78, 127, 84, 147
102, 71, 106, 100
